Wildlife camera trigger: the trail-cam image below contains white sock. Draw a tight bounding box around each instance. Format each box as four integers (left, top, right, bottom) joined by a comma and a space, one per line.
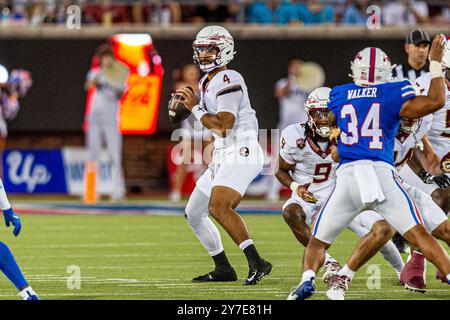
379, 240, 405, 274
338, 264, 355, 280
19, 286, 36, 300
301, 270, 316, 284
325, 251, 336, 264
239, 239, 254, 251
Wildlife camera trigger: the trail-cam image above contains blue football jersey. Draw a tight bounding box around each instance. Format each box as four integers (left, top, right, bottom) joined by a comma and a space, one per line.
328, 80, 416, 166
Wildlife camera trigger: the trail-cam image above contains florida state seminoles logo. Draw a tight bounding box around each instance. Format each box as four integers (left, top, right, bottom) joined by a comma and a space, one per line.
297, 138, 306, 149
442, 153, 450, 172
239, 147, 249, 157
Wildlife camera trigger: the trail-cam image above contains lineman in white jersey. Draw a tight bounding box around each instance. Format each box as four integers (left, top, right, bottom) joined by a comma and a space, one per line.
400, 43, 450, 214
277, 87, 405, 284
175, 26, 272, 285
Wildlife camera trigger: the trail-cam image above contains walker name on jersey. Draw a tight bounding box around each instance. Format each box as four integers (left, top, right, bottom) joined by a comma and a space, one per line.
347, 88, 378, 100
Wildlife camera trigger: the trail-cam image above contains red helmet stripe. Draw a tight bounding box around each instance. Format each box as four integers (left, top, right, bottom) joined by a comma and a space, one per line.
369, 47, 376, 83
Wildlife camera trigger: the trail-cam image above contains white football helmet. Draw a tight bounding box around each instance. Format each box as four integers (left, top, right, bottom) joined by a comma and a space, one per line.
350, 47, 394, 86
305, 87, 332, 138
193, 25, 236, 73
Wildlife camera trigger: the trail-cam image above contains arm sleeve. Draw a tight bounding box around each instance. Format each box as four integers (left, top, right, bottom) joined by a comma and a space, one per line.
216, 89, 243, 116
399, 80, 417, 104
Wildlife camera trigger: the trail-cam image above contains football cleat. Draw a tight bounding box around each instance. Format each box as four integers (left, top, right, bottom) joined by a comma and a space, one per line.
326, 274, 350, 300
287, 279, 315, 300
435, 269, 448, 284
400, 252, 426, 293
192, 268, 238, 283
243, 259, 272, 285
321, 260, 341, 283
20, 288, 39, 300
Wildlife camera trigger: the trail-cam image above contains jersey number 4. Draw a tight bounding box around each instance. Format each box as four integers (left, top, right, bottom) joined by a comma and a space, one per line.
340, 103, 383, 149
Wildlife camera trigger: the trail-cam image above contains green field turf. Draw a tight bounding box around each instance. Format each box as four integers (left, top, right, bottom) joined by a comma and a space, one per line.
0, 213, 448, 300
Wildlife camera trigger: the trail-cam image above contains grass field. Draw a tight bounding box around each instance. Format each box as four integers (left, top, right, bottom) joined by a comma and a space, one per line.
0, 203, 448, 300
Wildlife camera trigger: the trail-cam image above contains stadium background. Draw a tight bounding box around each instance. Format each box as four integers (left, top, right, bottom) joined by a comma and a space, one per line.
0, 0, 448, 300
1, 26, 446, 193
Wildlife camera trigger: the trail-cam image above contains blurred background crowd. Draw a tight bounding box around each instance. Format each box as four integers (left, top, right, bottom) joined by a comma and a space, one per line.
0, 0, 448, 27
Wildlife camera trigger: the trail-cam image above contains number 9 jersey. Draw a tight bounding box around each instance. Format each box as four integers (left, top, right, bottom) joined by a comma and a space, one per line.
328, 79, 416, 167
280, 123, 337, 200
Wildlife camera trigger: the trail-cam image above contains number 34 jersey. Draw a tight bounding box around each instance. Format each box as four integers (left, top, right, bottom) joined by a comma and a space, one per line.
280, 123, 337, 197
328, 79, 416, 167
414, 73, 450, 160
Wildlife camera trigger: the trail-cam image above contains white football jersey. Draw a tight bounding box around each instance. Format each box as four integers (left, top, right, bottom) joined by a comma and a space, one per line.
198, 69, 259, 147
394, 114, 433, 169
414, 73, 450, 159
280, 123, 337, 197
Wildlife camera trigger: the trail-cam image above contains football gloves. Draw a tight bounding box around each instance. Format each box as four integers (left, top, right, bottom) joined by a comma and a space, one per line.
3, 208, 21, 237
418, 169, 434, 184
418, 169, 450, 189
433, 175, 450, 189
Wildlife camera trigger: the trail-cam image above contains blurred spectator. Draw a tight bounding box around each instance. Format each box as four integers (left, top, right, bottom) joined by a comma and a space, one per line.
249, 0, 299, 25
296, 0, 335, 25
84, 0, 129, 24
428, 4, 450, 24
341, 0, 367, 25
84, 43, 127, 201
382, 0, 429, 26
131, 1, 180, 24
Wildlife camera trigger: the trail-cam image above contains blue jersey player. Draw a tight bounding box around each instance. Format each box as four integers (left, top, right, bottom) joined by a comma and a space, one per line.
0, 178, 39, 300
288, 34, 450, 300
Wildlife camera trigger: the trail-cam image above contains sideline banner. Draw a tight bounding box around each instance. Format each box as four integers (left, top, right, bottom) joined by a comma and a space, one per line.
2, 148, 113, 195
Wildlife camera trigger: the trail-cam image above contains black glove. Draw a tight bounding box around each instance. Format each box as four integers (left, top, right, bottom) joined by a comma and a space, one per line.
433, 175, 450, 189
418, 169, 434, 184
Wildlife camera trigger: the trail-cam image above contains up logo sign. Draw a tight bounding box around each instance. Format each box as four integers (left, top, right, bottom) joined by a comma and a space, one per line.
3, 150, 67, 193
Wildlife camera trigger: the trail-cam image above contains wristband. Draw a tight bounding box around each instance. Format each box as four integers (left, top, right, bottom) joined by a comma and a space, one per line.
290, 181, 300, 192
191, 104, 208, 121
429, 60, 444, 79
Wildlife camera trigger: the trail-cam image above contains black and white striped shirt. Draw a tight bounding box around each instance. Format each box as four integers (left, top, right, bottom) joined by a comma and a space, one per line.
393, 62, 429, 82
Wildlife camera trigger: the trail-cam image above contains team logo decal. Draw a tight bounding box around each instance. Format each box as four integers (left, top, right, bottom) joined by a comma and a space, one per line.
239, 147, 249, 157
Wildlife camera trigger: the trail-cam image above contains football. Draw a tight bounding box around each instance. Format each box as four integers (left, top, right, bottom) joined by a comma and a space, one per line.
168, 86, 195, 124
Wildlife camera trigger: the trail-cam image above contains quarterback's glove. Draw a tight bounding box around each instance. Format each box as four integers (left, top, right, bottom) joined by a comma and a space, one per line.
3, 208, 21, 237
433, 175, 450, 189
418, 169, 434, 184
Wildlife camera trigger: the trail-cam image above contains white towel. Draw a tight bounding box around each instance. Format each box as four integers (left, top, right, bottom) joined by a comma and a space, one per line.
353, 164, 386, 205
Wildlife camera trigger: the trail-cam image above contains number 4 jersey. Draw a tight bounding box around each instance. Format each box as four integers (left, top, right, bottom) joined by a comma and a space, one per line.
198, 69, 259, 148
328, 79, 416, 167
280, 123, 337, 198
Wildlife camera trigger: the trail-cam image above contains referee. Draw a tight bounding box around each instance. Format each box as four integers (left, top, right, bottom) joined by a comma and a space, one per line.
393, 29, 431, 82
392, 29, 431, 254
